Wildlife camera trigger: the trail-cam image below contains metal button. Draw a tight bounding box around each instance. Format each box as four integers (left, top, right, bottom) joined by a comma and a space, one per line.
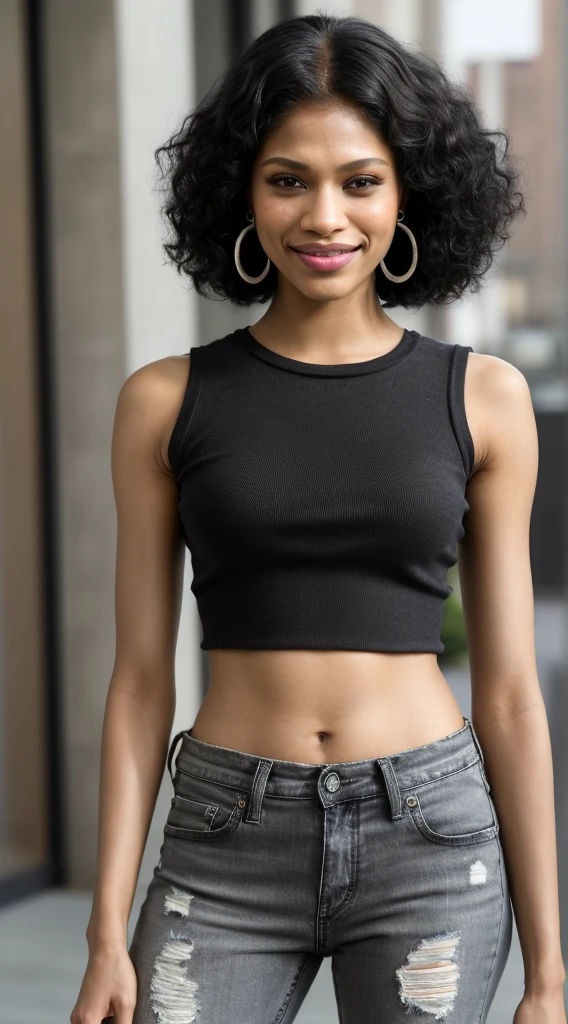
406, 796, 418, 807
325, 772, 340, 793
238, 798, 247, 808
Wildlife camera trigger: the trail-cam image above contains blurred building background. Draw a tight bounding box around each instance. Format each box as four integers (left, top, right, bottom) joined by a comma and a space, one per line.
0, 0, 566, 1020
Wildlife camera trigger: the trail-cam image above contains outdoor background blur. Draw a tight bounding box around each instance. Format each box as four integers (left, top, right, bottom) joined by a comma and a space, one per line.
1, 1, 567, 1020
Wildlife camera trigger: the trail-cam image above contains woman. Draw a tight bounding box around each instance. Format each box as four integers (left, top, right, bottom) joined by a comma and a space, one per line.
70, 13, 566, 1024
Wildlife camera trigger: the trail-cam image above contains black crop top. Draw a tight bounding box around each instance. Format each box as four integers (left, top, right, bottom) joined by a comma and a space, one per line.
168, 326, 474, 654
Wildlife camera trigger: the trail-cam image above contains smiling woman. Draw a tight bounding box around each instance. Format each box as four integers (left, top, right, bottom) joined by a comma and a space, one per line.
154, 14, 523, 310
243, 99, 412, 306
71, 11, 566, 1024
260, 151, 392, 273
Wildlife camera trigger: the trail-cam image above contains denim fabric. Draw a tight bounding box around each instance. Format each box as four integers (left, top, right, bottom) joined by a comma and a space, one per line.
129, 716, 512, 1023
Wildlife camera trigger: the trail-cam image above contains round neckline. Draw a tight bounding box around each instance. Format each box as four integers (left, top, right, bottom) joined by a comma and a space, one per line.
234, 325, 421, 377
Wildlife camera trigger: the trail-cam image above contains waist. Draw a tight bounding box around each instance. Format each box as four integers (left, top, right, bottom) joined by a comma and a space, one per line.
169, 715, 482, 806
192, 650, 465, 762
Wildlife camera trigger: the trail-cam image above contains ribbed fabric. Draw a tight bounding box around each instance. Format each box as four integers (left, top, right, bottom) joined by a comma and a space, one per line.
168, 327, 474, 654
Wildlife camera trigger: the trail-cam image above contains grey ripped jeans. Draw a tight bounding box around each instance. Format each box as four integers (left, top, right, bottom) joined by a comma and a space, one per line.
128, 716, 512, 1023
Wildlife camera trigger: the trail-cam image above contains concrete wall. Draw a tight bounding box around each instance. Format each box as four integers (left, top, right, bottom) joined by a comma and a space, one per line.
43, 0, 127, 890
114, 0, 202, 887
44, 0, 199, 888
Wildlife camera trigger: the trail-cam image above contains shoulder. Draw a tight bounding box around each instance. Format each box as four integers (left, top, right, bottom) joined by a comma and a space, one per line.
119, 353, 190, 403
466, 350, 529, 400
464, 351, 537, 476
115, 354, 191, 473
466, 350, 533, 422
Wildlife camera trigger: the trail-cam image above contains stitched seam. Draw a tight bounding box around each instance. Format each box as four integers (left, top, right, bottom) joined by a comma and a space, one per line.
316, 810, 328, 953
398, 757, 481, 792
173, 363, 203, 474
447, 343, 474, 478
164, 800, 244, 840
327, 801, 360, 921
168, 352, 204, 476
271, 955, 314, 1024
477, 832, 507, 1023
408, 806, 499, 845
175, 765, 245, 793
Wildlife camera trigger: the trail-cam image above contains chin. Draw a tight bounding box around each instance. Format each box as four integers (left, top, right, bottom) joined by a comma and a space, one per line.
295, 283, 352, 299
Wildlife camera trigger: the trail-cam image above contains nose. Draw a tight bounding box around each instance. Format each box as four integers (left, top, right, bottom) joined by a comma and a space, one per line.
299, 184, 350, 236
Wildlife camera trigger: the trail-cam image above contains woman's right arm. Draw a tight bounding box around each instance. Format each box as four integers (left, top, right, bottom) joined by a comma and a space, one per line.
70, 355, 190, 1024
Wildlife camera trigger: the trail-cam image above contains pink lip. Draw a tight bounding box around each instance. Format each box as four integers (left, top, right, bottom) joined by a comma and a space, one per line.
290, 247, 361, 272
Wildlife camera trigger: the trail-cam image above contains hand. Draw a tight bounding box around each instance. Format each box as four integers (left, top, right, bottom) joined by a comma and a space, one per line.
70, 945, 137, 1024
513, 988, 567, 1024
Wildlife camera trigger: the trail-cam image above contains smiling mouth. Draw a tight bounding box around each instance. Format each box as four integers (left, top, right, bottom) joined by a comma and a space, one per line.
290, 245, 362, 256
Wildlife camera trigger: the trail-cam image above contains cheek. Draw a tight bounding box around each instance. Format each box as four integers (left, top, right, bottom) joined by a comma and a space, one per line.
356, 193, 400, 234
255, 199, 296, 241
352, 187, 395, 221
273, 199, 299, 226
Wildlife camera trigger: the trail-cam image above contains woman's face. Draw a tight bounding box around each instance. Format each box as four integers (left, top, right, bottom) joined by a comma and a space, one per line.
248, 99, 405, 301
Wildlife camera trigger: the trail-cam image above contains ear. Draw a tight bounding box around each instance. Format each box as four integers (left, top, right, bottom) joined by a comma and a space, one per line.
399, 183, 410, 212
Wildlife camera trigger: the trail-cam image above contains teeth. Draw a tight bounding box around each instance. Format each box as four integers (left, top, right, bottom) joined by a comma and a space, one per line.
305, 250, 351, 256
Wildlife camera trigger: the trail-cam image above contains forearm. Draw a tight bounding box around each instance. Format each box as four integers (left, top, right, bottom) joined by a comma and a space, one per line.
472, 696, 566, 992
86, 679, 175, 950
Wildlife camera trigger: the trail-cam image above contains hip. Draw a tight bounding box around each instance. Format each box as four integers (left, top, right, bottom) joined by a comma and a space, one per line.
162, 715, 509, 942
128, 715, 512, 1023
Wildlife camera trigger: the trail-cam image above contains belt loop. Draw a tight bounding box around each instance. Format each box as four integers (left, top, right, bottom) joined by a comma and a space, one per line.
244, 758, 273, 824
466, 717, 486, 767
167, 729, 187, 784
377, 757, 403, 820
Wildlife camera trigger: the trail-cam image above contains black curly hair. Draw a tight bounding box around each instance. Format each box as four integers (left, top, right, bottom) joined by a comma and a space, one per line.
154, 11, 525, 309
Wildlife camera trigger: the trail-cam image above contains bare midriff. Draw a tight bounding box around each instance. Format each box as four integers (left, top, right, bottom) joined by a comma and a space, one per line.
189, 649, 465, 764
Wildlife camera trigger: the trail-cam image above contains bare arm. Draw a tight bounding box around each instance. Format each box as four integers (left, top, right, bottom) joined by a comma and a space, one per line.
458, 353, 566, 1006
88, 363, 185, 943
86, 357, 189, 948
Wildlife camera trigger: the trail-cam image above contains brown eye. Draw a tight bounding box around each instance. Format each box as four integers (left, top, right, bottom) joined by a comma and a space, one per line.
268, 175, 303, 188
267, 174, 382, 191
347, 176, 381, 190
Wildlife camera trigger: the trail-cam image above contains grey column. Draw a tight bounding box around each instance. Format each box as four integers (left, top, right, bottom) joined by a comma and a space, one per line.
43, 0, 127, 889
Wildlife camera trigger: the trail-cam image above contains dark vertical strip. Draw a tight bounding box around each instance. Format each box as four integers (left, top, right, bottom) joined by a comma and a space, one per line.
563, 0, 568, 592
559, 0, 568, 974
278, 0, 296, 19
228, 0, 252, 54
24, 0, 67, 888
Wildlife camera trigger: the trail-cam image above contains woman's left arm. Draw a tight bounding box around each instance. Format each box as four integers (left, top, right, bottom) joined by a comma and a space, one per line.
458, 352, 566, 1018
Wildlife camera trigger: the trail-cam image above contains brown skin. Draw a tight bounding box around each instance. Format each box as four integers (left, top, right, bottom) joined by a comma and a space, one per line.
71, 99, 565, 1023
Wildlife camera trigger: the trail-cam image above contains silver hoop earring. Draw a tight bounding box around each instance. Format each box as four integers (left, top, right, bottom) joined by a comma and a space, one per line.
379, 211, 418, 284
234, 211, 271, 284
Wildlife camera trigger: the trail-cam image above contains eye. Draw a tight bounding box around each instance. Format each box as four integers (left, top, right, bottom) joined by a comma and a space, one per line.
346, 176, 382, 190
267, 174, 382, 191
267, 174, 304, 189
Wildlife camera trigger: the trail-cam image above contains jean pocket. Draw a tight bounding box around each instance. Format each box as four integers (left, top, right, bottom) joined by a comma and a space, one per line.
404, 760, 499, 847
164, 768, 249, 842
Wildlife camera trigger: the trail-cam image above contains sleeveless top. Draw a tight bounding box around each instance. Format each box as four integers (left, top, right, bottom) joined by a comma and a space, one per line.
168, 326, 474, 654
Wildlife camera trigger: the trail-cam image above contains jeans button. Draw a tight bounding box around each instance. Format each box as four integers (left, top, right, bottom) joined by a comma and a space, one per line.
325, 772, 340, 792
406, 795, 418, 807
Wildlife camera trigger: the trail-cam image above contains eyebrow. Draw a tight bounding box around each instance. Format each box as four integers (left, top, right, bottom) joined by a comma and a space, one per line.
260, 156, 389, 170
